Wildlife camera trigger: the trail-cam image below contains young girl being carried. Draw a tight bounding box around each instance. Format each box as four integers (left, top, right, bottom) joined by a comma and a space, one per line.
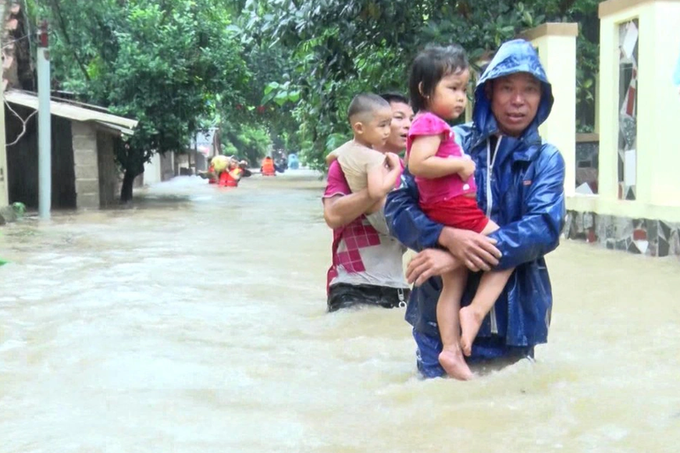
406, 44, 515, 380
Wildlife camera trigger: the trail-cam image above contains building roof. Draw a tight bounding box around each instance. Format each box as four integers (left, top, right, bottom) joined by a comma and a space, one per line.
4, 89, 138, 135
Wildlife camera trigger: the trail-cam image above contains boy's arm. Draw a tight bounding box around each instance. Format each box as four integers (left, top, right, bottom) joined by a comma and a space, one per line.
408, 135, 468, 178
366, 158, 400, 200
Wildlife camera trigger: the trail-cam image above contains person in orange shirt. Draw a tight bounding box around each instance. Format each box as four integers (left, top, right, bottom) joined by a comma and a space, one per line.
261, 156, 276, 176
219, 158, 243, 187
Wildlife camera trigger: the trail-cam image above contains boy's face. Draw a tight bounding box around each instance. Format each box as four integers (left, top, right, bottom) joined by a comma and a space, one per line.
354, 107, 393, 148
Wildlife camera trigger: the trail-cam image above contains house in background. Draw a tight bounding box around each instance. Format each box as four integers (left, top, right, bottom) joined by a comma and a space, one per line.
144, 127, 220, 184
0, 1, 138, 210
140, 152, 175, 186
4, 90, 137, 209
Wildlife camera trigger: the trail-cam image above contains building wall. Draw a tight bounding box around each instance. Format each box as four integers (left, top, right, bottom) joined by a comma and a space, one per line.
645, 3, 680, 208
143, 152, 162, 186
160, 152, 175, 181
6, 106, 76, 209
72, 122, 100, 209
195, 152, 207, 172
575, 134, 599, 194
564, 210, 680, 257
96, 131, 119, 207
578, 0, 680, 221
526, 23, 578, 197
175, 153, 191, 175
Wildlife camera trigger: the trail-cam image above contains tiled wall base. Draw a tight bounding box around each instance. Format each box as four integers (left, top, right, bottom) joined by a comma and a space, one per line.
564, 211, 680, 257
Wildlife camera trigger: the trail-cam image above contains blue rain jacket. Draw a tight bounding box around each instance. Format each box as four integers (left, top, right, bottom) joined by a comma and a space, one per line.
385, 40, 566, 351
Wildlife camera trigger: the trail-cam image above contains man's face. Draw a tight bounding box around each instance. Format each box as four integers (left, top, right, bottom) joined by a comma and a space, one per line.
384, 101, 414, 152
359, 107, 393, 148
490, 72, 542, 137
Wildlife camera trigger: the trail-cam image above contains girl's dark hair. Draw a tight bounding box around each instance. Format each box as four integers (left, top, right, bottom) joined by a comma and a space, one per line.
409, 44, 469, 113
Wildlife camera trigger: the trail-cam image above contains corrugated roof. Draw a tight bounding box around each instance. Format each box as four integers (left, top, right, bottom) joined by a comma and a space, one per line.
4, 90, 138, 134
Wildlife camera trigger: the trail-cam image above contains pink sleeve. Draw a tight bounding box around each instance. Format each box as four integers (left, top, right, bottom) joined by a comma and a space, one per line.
408, 112, 451, 139
323, 161, 351, 198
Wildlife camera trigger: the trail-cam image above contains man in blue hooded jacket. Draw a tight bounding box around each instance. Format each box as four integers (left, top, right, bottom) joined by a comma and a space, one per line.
385, 39, 566, 378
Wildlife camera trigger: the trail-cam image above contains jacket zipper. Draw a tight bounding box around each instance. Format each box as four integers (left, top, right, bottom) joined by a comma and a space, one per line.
486, 137, 502, 335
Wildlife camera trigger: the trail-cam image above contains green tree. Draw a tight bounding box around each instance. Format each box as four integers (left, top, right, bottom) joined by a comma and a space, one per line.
220, 123, 272, 165
243, 0, 601, 169
225, 23, 303, 157
31, 0, 250, 201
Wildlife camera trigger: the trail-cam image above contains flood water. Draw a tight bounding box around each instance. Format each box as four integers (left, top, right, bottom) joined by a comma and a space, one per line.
1, 172, 679, 453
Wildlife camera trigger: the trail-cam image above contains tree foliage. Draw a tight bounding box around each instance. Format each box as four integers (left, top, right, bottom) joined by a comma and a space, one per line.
220, 122, 272, 165
242, 0, 601, 169
29, 0, 250, 201
27, 0, 602, 189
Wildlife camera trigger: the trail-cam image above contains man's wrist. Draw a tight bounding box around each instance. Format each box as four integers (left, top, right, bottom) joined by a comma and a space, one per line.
443, 253, 460, 273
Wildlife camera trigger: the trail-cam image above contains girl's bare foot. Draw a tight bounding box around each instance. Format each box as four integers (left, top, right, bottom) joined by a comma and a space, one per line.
438, 347, 474, 380
460, 306, 484, 357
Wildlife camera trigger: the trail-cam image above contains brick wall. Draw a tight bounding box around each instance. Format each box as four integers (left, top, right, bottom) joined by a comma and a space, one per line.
72, 122, 99, 209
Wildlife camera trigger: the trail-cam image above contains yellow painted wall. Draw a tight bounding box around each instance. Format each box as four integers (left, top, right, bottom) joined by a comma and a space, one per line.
567, 195, 680, 222
573, 0, 680, 221
531, 30, 578, 197
646, 3, 680, 208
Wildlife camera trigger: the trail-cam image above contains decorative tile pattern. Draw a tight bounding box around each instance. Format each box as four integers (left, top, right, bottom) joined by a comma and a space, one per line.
618, 19, 639, 201
576, 141, 599, 194
564, 210, 680, 258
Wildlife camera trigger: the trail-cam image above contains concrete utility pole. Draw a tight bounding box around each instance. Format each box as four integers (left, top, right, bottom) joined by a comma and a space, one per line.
0, 3, 8, 207
37, 20, 51, 219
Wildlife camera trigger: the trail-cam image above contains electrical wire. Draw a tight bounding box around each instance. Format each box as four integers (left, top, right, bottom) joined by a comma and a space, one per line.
5, 100, 38, 147
2, 33, 31, 50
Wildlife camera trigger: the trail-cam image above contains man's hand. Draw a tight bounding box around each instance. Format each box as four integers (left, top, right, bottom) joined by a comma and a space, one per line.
406, 249, 459, 286
438, 227, 501, 272
458, 157, 476, 181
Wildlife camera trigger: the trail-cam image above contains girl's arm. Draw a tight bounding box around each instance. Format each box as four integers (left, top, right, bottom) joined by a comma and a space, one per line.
325, 149, 340, 166
408, 135, 471, 179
